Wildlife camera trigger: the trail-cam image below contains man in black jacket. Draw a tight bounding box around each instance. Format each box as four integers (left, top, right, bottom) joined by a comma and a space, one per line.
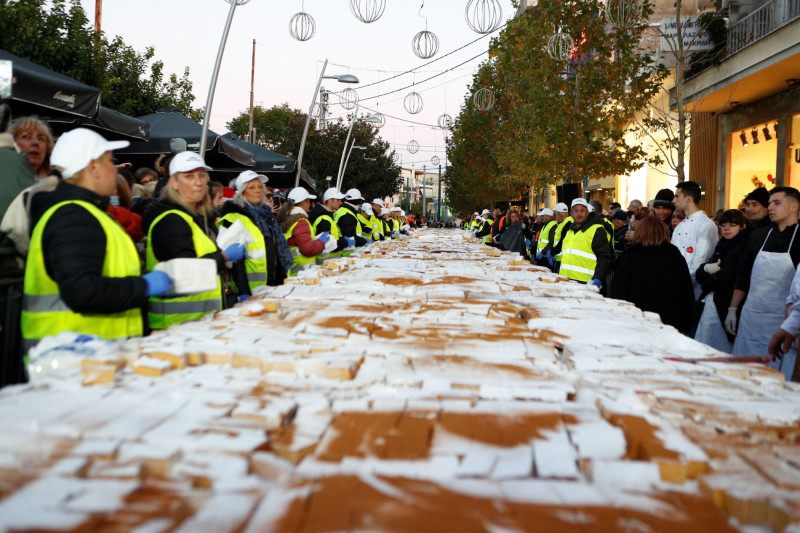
334, 188, 368, 247
309, 188, 353, 252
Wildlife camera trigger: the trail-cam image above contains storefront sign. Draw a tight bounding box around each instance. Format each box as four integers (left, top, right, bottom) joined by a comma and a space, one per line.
660, 17, 715, 53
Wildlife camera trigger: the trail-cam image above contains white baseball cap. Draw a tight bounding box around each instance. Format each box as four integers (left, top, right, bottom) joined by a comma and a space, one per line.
323, 188, 346, 202
372, 198, 383, 205
235, 170, 268, 191
571, 198, 592, 211
50, 128, 130, 179
391, 207, 401, 213
537, 208, 554, 217
481, 209, 490, 215
169, 151, 212, 176
400, 210, 406, 216
287, 187, 316, 203
345, 188, 364, 201
360, 203, 374, 216
554, 202, 569, 213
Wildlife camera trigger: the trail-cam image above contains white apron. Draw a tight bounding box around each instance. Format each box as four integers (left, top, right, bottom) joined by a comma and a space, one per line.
695, 292, 733, 353
732, 226, 798, 380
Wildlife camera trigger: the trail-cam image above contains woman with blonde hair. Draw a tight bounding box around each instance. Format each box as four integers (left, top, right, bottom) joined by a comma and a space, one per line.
610, 216, 694, 333
142, 152, 245, 329
10, 116, 54, 178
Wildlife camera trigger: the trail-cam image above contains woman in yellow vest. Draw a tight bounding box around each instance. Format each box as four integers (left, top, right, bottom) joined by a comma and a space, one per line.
277, 187, 330, 276
22, 128, 173, 351
142, 152, 245, 329
217, 170, 293, 293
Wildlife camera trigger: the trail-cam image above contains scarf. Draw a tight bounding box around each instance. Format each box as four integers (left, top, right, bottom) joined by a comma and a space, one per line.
245, 202, 277, 239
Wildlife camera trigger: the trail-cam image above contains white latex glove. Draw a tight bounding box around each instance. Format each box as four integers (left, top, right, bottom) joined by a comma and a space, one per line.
703, 260, 721, 275
724, 307, 738, 335
323, 236, 338, 255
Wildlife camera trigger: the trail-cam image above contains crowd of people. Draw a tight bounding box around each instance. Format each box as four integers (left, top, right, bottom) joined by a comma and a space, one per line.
0, 120, 422, 386
465, 181, 800, 382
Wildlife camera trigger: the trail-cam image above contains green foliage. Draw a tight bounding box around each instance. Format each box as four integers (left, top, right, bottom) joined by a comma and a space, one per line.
685, 12, 728, 78
227, 105, 402, 198
0, 0, 201, 118
446, 0, 666, 217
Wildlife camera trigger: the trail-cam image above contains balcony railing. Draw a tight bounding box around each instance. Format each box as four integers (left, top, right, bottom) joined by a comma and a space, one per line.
727, 0, 800, 55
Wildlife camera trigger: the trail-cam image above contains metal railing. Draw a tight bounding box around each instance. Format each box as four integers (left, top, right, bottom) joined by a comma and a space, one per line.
727, 0, 800, 55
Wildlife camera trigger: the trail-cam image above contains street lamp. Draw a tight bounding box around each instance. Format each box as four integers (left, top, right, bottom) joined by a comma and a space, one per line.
200, 0, 252, 156
339, 145, 367, 190
335, 104, 381, 189
295, 58, 359, 187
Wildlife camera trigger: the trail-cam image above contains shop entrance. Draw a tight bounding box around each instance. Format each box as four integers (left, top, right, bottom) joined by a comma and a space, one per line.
727, 122, 778, 207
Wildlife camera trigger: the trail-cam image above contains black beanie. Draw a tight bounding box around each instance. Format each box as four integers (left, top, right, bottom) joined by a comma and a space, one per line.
744, 187, 769, 208
652, 188, 675, 209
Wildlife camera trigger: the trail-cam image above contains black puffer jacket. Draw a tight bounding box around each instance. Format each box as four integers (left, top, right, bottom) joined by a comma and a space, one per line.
141, 199, 226, 273
335, 202, 368, 247
308, 204, 349, 252
29, 181, 148, 314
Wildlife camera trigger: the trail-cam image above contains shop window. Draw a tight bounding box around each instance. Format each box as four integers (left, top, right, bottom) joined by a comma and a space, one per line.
727, 121, 778, 208
789, 114, 800, 189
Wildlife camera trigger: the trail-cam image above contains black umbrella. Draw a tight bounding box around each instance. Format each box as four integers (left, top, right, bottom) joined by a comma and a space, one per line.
0, 49, 101, 119
43, 106, 150, 141
116, 110, 254, 169
210, 133, 308, 189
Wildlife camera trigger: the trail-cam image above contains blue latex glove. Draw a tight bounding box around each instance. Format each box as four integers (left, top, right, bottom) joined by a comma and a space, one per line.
143, 271, 172, 297
224, 242, 246, 262
589, 278, 602, 288
524, 239, 531, 247
536, 252, 544, 261
238, 294, 251, 303
546, 251, 554, 267
317, 231, 331, 243
344, 236, 355, 247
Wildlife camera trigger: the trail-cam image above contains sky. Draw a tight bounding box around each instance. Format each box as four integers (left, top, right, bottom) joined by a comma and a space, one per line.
77, 0, 517, 171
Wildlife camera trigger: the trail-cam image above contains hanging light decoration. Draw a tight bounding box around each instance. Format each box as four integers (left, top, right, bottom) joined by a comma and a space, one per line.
437, 113, 453, 130
431, 155, 440, 166
547, 32, 575, 62
412, 30, 440, 59
371, 112, 386, 128
404, 92, 424, 115
465, 0, 503, 34
392, 152, 400, 163
350, 0, 386, 23
408, 140, 420, 154
289, 11, 316, 41
473, 87, 495, 111
339, 88, 359, 110
604, 0, 643, 29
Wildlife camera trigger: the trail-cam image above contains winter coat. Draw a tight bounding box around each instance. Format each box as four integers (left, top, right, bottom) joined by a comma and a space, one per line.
336, 203, 368, 247
279, 208, 325, 258
28, 181, 148, 314
219, 200, 293, 287
610, 241, 694, 333
308, 204, 349, 252
695, 229, 750, 343
499, 221, 527, 256
107, 205, 144, 242
141, 199, 227, 273
0, 133, 36, 221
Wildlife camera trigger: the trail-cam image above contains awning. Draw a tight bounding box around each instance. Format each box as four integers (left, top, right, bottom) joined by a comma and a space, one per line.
209, 133, 308, 189
116, 110, 255, 168
0, 49, 101, 119
43, 106, 150, 141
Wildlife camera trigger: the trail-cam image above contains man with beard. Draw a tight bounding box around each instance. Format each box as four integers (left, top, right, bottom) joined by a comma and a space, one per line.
743, 187, 771, 230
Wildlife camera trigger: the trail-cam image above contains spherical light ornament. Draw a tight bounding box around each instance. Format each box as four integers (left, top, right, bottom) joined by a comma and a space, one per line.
412, 30, 440, 59
604, 0, 643, 29
407, 140, 420, 154
437, 113, 453, 130
339, 88, 359, 110
404, 92, 424, 115
289, 12, 316, 42
431, 155, 440, 166
473, 87, 495, 111
392, 152, 400, 163
350, 0, 386, 23
437, 113, 454, 130
547, 32, 574, 62
370, 112, 386, 128
465, 0, 503, 34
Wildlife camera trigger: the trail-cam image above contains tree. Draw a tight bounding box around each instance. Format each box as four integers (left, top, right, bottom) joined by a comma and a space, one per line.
445, 0, 665, 215
0, 0, 201, 119
227, 104, 402, 197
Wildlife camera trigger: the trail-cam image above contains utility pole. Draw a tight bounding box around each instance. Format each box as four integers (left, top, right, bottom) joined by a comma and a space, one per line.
437, 164, 442, 222
248, 39, 255, 143
94, 0, 102, 49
